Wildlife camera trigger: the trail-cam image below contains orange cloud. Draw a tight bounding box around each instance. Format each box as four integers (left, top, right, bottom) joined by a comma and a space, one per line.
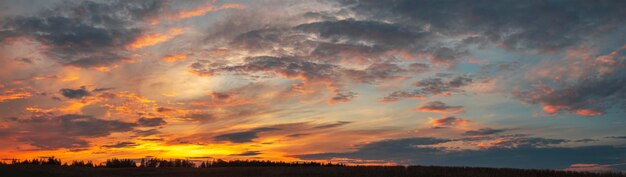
161, 53, 189, 63
541, 104, 604, 117
415, 101, 464, 114
173, 3, 245, 20
0, 88, 33, 102
429, 116, 469, 128
574, 109, 603, 117
127, 28, 184, 50
542, 105, 560, 116
189, 92, 254, 107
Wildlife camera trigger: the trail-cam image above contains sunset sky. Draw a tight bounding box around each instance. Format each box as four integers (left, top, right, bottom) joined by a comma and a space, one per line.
1, 0, 626, 171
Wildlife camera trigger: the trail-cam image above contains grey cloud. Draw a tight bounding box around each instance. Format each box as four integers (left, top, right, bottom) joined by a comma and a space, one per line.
574, 139, 599, 143
329, 92, 356, 104
514, 63, 626, 116
2, 114, 137, 150
134, 129, 160, 137
313, 121, 351, 129
191, 56, 421, 103
430, 116, 467, 128
297, 136, 626, 170
137, 117, 167, 127
606, 136, 626, 139
230, 151, 262, 156
102, 141, 138, 148
228, 19, 465, 65
417, 101, 464, 114
60, 86, 91, 99
339, 0, 626, 52
0, 0, 164, 68
382, 75, 473, 102
92, 87, 115, 92
176, 122, 351, 145
490, 137, 569, 148
298, 137, 450, 160
463, 128, 507, 136
214, 127, 279, 143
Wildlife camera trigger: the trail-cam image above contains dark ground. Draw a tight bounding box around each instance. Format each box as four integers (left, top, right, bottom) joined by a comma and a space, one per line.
2, 165, 626, 177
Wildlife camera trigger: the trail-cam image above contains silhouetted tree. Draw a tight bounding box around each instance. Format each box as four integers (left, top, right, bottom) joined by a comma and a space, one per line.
104, 158, 136, 168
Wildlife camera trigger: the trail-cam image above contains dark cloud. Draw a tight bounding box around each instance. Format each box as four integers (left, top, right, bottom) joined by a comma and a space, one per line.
141, 138, 164, 142
156, 107, 176, 113
328, 92, 356, 104
606, 136, 626, 139
92, 87, 115, 92
230, 151, 262, 156
463, 128, 507, 136
174, 122, 350, 145
60, 86, 91, 99
210, 92, 231, 100
102, 141, 138, 148
227, 19, 468, 65
1, 114, 137, 150
339, 0, 626, 52
134, 129, 160, 137
287, 133, 310, 138
574, 139, 599, 143
15, 58, 34, 64
0, 0, 163, 68
416, 101, 464, 114
214, 127, 279, 143
313, 121, 351, 129
298, 137, 450, 160
490, 137, 569, 148
429, 116, 468, 128
510, 38, 626, 117
382, 75, 472, 102
191, 56, 421, 103
137, 117, 167, 127
514, 68, 626, 117
297, 137, 626, 169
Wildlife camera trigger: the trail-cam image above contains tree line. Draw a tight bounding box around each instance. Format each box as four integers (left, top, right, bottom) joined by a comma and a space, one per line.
0, 156, 344, 168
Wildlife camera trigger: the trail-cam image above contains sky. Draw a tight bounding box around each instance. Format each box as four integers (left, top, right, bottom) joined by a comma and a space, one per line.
0, 0, 626, 172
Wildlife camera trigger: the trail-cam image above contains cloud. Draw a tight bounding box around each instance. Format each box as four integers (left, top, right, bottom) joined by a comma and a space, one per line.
338, 0, 626, 52
382, 75, 473, 102
1, 114, 137, 150
313, 121, 351, 129
134, 129, 160, 137
0, 0, 164, 68
463, 128, 507, 136
606, 136, 626, 139
137, 117, 167, 127
489, 137, 569, 148
297, 136, 626, 169
513, 69, 626, 117
415, 101, 464, 114
171, 3, 245, 20
328, 92, 357, 104
126, 27, 184, 50
190, 56, 419, 103
230, 151, 262, 156
574, 139, 599, 143
566, 163, 626, 172
429, 116, 469, 128
60, 86, 91, 99
0, 87, 33, 102
161, 53, 189, 63
214, 127, 279, 143
102, 141, 138, 148
297, 137, 451, 160
173, 121, 352, 145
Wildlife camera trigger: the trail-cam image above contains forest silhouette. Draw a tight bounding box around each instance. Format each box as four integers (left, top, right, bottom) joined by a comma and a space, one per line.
1, 156, 625, 177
